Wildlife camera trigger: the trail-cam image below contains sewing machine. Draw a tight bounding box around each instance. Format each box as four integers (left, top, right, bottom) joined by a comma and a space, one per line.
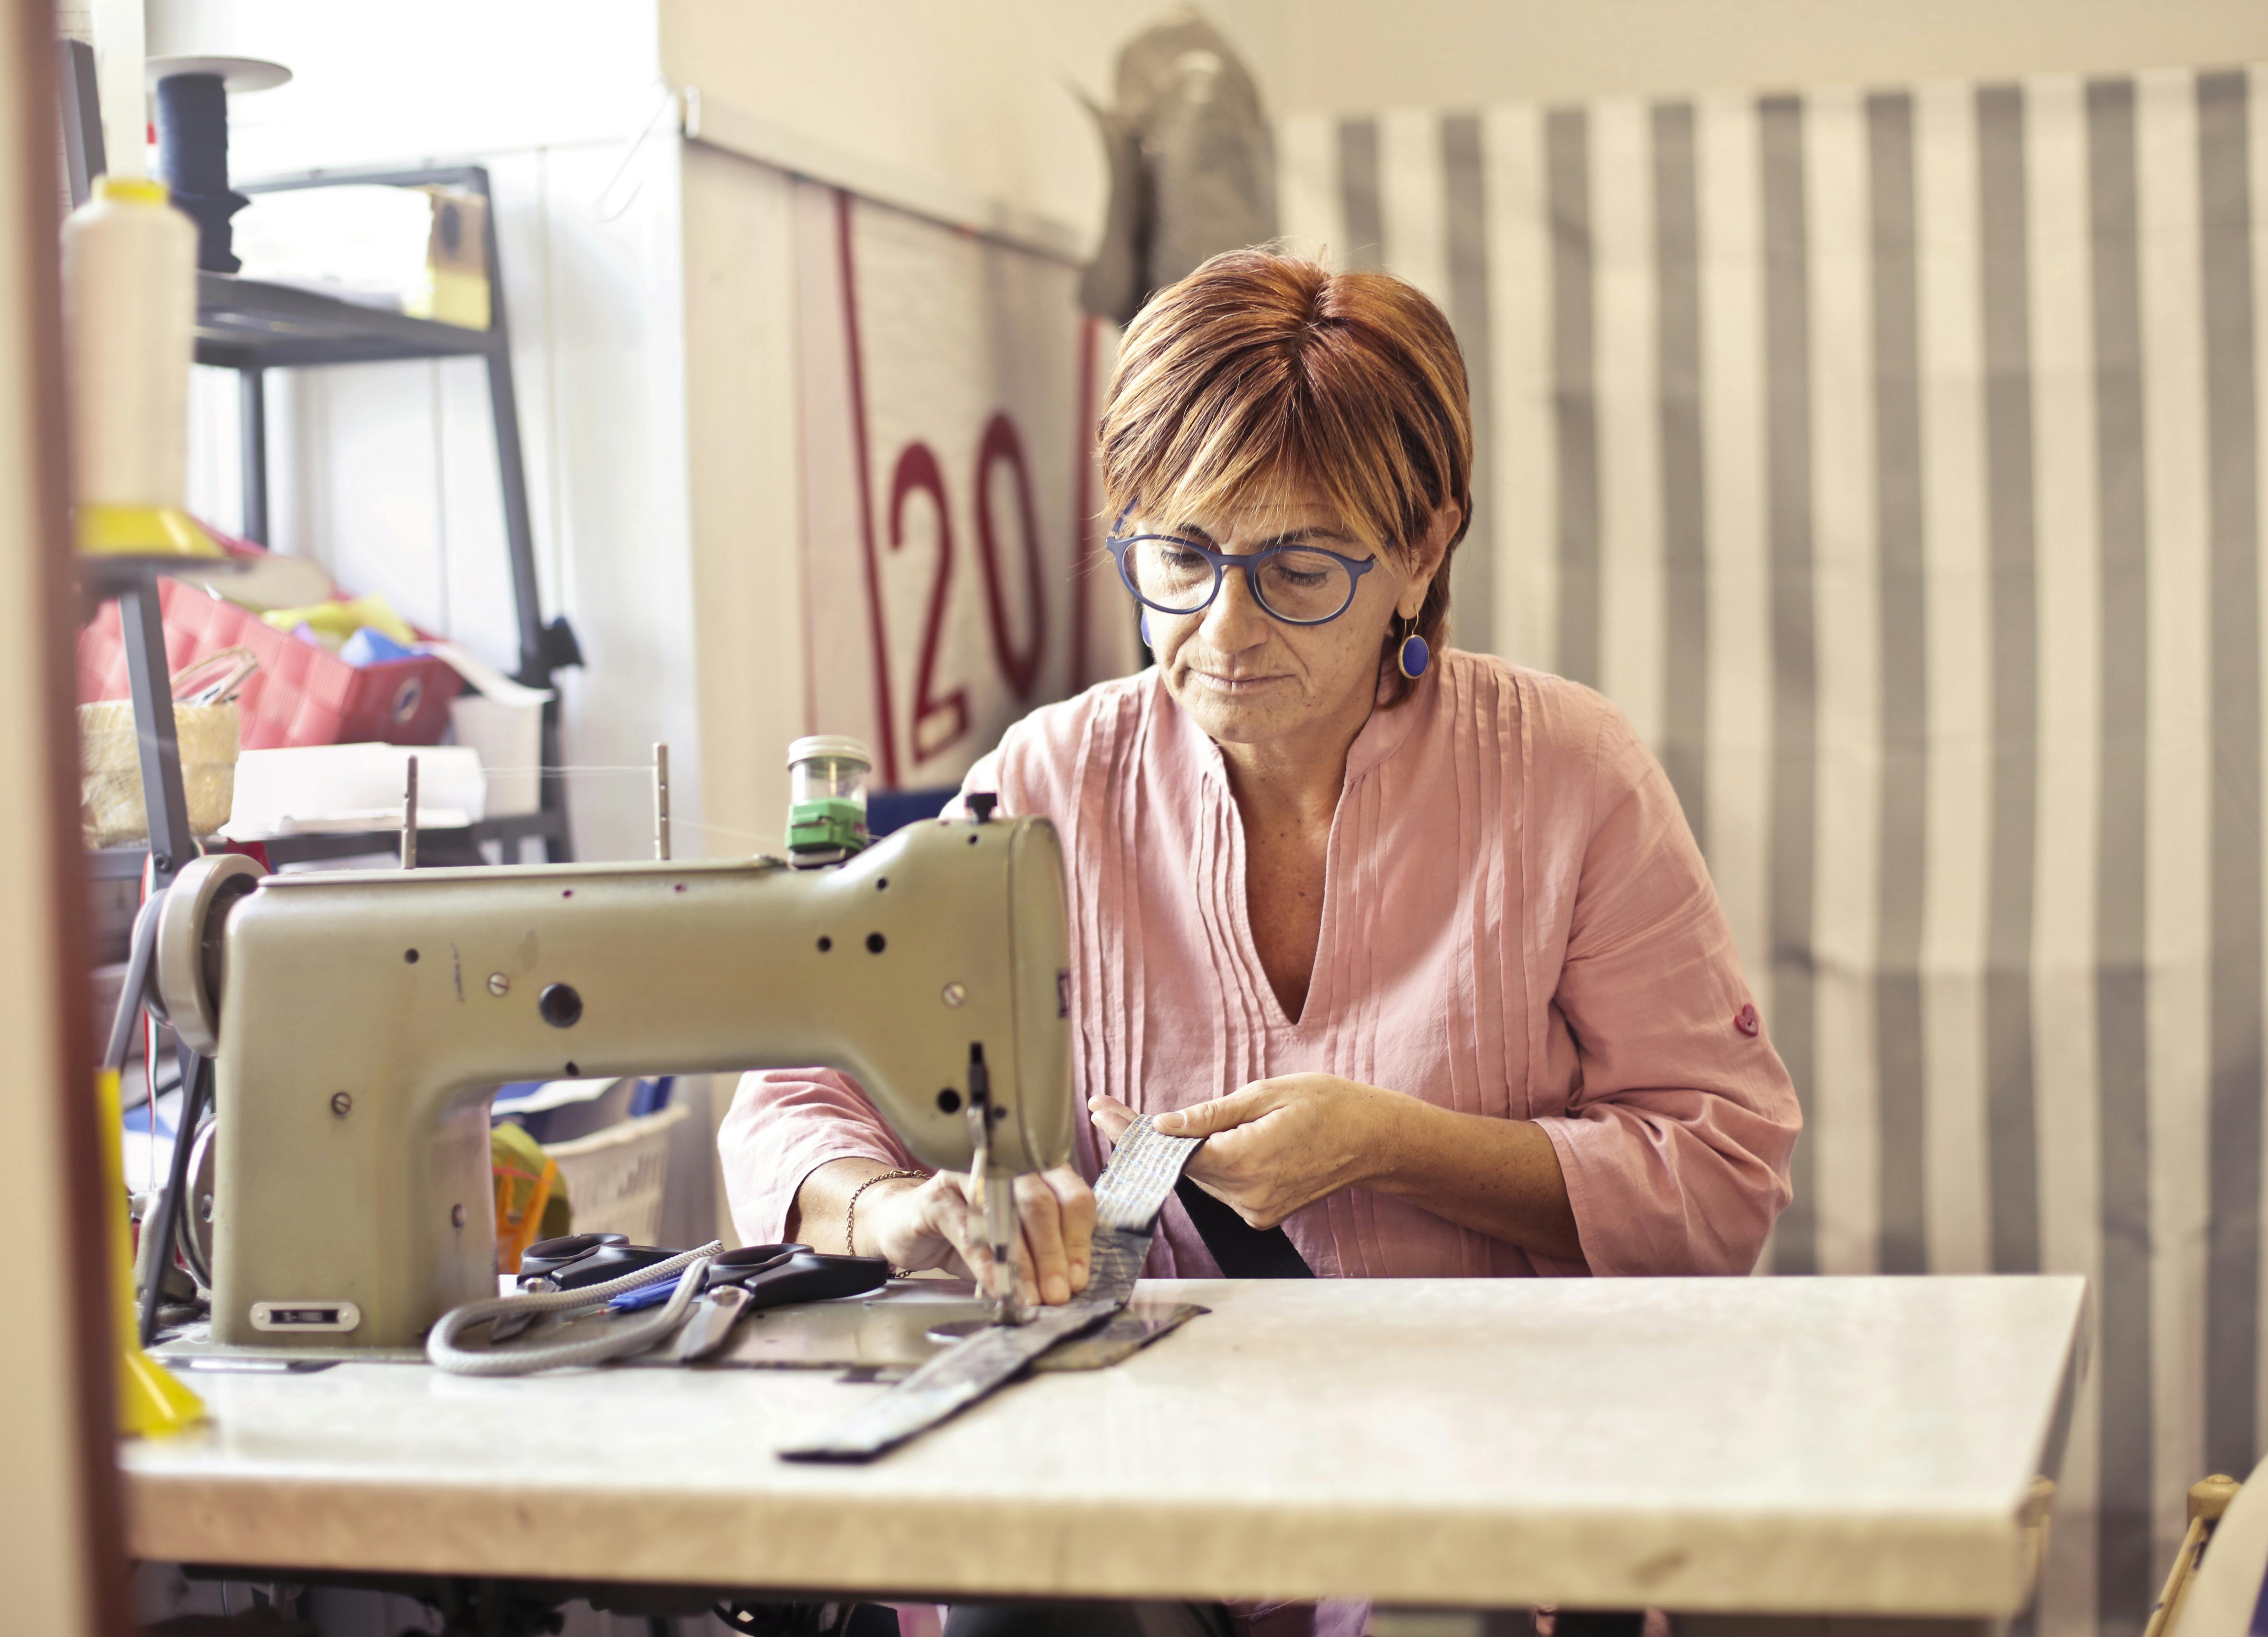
150, 811, 1074, 1350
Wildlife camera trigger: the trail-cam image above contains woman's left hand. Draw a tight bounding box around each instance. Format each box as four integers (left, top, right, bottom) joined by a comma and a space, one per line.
1089, 1075, 1407, 1229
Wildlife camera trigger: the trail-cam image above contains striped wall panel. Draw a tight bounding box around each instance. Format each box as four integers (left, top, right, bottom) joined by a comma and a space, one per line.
1280, 66, 2268, 1637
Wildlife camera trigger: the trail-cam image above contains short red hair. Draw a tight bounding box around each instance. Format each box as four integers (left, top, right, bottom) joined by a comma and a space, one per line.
1098, 250, 1473, 705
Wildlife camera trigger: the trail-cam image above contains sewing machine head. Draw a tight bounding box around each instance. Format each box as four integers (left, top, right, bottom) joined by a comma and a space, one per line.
154, 813, 1074, 1349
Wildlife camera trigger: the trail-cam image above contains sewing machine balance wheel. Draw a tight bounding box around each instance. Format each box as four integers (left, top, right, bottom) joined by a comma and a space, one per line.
154, 851, 263, 1056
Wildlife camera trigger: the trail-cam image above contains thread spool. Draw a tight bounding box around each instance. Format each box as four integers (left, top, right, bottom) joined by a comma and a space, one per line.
152, 73, 243, 273
61, 176, 198, 552
144, 55, 291, 274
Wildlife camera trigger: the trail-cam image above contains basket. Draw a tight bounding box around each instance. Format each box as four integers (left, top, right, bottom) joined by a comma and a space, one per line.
78, 647, 254, 846
541, 1103, 690, 1243
78, 575, 461, 750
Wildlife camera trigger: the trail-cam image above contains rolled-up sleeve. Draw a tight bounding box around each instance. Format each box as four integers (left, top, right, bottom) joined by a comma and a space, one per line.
1532, 708, 1801, 1277
718, 1069, 921, 1247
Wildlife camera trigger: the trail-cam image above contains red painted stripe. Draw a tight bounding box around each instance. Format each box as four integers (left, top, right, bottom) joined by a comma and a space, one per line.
837, 188, 900, 787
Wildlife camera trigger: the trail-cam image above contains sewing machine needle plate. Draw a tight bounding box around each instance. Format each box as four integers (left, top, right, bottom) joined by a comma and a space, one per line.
779, 1115, 1204, 1462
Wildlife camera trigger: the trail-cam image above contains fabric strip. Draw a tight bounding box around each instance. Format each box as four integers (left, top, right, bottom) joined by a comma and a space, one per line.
2088, 75, 2154, 1637
1976, 81, 2045, 1278
1655, 100, 1709, 850
1760, 93, 1820, 1274
1869, 91, 1930, 1275
2198, 66, 2263, 1483
782, 1117, 1202, 1462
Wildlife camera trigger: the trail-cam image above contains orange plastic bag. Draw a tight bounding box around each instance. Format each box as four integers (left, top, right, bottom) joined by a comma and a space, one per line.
492, 1121, 568, 1274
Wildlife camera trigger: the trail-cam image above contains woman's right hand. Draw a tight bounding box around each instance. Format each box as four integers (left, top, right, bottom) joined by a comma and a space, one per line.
852, 1163, 1097, 1307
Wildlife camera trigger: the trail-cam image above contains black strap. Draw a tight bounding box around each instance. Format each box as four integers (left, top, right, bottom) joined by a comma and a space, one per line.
1174, 1176, 1313, 1278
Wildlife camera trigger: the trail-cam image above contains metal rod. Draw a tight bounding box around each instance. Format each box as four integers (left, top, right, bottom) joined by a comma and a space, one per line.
120, 573, 193, 886
401, 755, 419, 869
141, 1052, 212, 1347
653, 742, 671, 860
238, 367, 268, 544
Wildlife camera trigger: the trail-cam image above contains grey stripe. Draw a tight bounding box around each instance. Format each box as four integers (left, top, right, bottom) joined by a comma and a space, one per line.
2199, 67, 2263, 1482
2087, 75, 2153, 1637
1442, 113, 1496, 655
1976, 83, 2044, 1277
1761, 94, 1818, 1275
1655, 101, 1709, 849
1868, 92, 1929, 1275
1338, 117, 1384, 271
1548, 107, 1602, 689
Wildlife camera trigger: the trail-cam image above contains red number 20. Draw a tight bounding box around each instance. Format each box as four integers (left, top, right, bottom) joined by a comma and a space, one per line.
885, 413, 1051, 765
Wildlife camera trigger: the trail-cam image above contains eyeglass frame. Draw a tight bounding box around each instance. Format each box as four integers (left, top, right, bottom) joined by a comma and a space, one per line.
1102, 503, 1381, 627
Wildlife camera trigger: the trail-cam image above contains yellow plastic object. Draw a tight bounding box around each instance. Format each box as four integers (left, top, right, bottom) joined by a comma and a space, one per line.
492, 1120, 567, 1274
409, 266, 491, 330
259, 592, 417, 647
95, 176, 169, 207
96, 1069, 204, 1437
74, 502, 225, 558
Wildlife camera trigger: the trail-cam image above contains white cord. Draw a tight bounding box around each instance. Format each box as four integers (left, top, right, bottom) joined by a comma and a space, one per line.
425, 1240, 722, 1377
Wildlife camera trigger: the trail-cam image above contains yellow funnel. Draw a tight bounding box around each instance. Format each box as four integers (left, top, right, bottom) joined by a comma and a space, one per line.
75, 503, 224, 559
96, 1069, 204, 1437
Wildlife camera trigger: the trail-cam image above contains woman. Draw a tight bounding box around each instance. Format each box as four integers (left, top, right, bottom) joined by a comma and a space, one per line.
720, 251, 1799, 1636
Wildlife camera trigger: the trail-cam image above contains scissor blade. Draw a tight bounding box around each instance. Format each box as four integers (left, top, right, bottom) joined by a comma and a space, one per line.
671, 1285, 752, 1362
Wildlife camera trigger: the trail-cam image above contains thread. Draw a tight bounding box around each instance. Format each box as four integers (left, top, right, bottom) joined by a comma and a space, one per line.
152, 73, 247, 274
62, 178, 196, 512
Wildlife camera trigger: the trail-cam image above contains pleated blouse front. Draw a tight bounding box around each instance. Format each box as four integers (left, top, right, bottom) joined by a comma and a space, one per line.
721, 650, 1800, 1281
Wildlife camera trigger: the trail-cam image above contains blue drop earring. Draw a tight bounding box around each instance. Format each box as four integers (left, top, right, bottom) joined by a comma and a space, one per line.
1396, 615, 1430, 680
1140, 611, 1154, 650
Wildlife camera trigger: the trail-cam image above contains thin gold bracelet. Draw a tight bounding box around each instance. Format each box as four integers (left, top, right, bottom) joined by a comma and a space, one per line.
844, 1168, 925, 1258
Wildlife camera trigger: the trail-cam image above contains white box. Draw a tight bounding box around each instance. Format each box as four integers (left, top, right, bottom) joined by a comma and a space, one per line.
223, 743, 486, 838
449, 694, 543, 818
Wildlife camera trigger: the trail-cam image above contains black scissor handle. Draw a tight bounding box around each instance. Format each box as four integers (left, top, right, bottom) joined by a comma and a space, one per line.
740, 1252, 890, 1309
517, 1232, 628, 1280
529, 1239, 682, 1291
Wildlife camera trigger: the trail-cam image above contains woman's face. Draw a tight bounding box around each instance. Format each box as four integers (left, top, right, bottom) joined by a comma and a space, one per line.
1137, 486, 1447, 757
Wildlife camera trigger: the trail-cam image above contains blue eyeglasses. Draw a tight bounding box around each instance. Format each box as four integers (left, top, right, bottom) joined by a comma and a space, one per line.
1104, 504, 1378, 626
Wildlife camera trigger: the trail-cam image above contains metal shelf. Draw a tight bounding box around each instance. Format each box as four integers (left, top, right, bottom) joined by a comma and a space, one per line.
185, 162, 575, 864
194, 272, 499, 370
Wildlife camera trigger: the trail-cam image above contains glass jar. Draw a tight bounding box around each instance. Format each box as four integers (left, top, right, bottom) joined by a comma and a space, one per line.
785, 735, 874, 863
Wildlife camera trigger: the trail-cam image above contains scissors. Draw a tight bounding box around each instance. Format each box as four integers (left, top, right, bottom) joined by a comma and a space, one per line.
490, 1233, 710, 1344
517, 1232, 684, 1291
607, 1243, 889, 1313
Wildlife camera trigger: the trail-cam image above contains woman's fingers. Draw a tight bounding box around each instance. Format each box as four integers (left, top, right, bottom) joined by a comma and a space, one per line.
1155, 1083, 1273, 1139
878, 1169, 1106, 1308
1014, 1171, 1073, 1304
923, 1179, 996, 1288
864, 1172, 973, 1279
1043, 1164, 1097, 1291
1088, 1095, 1137, 1141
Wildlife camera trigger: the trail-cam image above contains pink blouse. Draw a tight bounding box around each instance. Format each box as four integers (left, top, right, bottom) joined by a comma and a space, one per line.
721, 651, 1798, 1280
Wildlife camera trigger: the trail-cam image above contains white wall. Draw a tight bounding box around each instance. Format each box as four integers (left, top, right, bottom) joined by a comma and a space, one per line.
162, 0, 702, 862
657, 0, 1287, 259
147, 0, 667, 169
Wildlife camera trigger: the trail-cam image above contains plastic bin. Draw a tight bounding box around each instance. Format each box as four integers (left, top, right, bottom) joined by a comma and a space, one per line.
78, 576, 460, 748
541, 1103, 690, 1243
